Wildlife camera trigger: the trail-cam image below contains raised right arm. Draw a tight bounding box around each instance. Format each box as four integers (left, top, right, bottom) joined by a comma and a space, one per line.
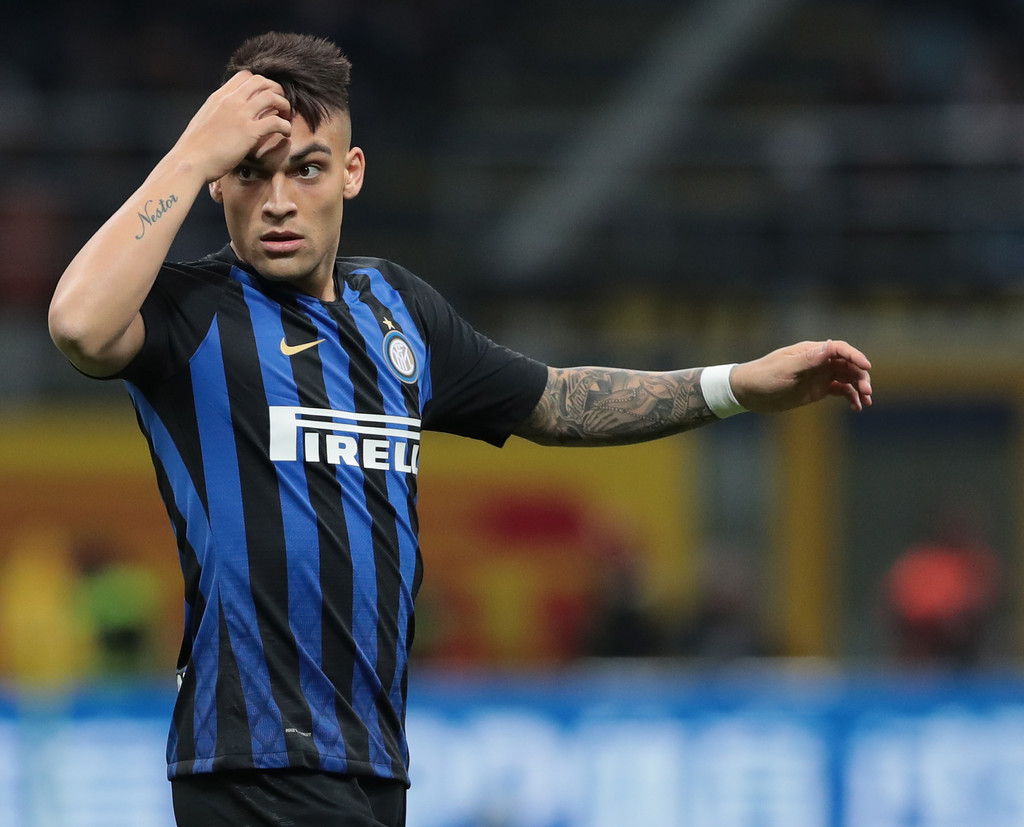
48, 71, 293, 377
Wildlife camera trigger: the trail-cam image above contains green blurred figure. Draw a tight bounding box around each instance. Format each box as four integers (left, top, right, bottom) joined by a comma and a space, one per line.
73, 538, 162, 679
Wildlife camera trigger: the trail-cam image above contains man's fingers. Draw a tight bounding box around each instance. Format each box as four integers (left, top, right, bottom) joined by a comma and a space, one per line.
243, 74, 287, 104
828, 380, 868, 412
253, 131, 288, 159
822, 338, 872, 370
818, 343, 873, 412
222, 69, 254, 89
831, 382, 861, 411
250, 86, 291, 120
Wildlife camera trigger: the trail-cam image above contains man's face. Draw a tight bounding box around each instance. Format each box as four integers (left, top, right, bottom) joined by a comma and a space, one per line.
210, 111, 364, 299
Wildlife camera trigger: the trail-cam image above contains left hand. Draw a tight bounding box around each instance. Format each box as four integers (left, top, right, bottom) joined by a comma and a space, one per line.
730, 339, 872, 413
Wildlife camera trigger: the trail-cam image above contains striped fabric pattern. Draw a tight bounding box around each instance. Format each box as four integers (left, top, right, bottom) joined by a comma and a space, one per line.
127, 259, 440, 783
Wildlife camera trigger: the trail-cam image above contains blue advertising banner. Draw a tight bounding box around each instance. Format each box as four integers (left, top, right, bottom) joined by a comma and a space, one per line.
3, 667, 1024, 826
407, 667, 1024, 827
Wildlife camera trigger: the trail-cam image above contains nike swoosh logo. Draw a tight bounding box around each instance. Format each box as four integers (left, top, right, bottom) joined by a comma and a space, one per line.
280, 337, 325, 357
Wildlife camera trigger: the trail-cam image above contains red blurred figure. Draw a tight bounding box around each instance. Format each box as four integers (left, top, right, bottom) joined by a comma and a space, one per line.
885, 507, 1002, 667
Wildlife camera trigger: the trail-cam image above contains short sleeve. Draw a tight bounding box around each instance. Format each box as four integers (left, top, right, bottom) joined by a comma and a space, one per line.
118, 260, 226, 387
411, 278, 548, 446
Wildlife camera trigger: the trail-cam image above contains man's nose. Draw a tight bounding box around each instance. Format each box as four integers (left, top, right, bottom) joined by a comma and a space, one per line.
263, 175, 296, 218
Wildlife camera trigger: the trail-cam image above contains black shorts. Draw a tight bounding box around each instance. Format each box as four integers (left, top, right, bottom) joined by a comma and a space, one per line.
170, 768, 407, 827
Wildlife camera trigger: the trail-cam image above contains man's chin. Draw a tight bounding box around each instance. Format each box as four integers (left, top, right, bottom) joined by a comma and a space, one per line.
260, 265, 302, 281
251, 254, 305, 282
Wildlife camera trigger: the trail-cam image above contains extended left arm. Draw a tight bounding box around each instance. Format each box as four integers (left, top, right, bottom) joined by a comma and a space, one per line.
515, 339, 872, 447
514, 365, 717, 446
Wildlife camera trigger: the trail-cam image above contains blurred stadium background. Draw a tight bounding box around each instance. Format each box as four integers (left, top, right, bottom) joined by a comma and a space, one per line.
4, 0, 1024, 823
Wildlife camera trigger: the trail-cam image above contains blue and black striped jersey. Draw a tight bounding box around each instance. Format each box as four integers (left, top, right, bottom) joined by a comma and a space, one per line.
120, 246, 547, 783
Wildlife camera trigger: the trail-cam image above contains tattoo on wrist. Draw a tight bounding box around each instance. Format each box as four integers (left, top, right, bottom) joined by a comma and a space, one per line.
135, 194, 179, 239
520, 366, 717, 445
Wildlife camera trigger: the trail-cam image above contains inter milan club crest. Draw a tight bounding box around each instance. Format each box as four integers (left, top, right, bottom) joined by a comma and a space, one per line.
382, 330, 420, 384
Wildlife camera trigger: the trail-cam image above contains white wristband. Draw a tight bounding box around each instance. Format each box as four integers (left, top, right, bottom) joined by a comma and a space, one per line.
700, 364, 748, 419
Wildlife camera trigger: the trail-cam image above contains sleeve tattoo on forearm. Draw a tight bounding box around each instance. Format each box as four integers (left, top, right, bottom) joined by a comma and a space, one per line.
519, 366, 718, 445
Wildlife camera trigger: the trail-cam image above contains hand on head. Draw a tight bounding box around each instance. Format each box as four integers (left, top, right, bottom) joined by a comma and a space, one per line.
174, 70, 293, 184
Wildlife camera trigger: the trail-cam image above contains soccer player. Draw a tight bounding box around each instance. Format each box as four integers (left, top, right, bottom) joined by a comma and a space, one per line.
48, 31, 872, 827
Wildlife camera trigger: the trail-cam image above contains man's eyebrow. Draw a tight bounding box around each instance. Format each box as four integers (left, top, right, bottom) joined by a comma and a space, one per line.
289, 142, 333, 163
241, 142, 334, 166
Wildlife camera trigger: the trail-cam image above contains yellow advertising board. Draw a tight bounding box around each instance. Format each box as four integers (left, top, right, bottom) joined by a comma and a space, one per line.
0, 406, 697, 679
416, 432, 697, 665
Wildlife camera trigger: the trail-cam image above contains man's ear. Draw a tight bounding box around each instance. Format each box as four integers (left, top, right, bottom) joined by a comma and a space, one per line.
343, 147, 366, 200
209, 180, 224, 203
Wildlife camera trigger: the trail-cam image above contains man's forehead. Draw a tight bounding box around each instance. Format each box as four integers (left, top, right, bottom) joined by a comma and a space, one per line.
291, 110, 350, 144
257, 112, 350, 162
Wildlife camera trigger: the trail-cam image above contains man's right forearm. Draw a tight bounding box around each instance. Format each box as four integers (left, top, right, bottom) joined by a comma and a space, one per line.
48, 153, 207, 375
50, 72, 292, 375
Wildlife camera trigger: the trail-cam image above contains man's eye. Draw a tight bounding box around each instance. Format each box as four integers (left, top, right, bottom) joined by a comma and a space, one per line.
297, 164, 322, 180
235, 166, 254, 180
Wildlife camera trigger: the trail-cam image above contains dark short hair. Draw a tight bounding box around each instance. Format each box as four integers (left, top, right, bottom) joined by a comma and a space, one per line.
224, 32, 352, 131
